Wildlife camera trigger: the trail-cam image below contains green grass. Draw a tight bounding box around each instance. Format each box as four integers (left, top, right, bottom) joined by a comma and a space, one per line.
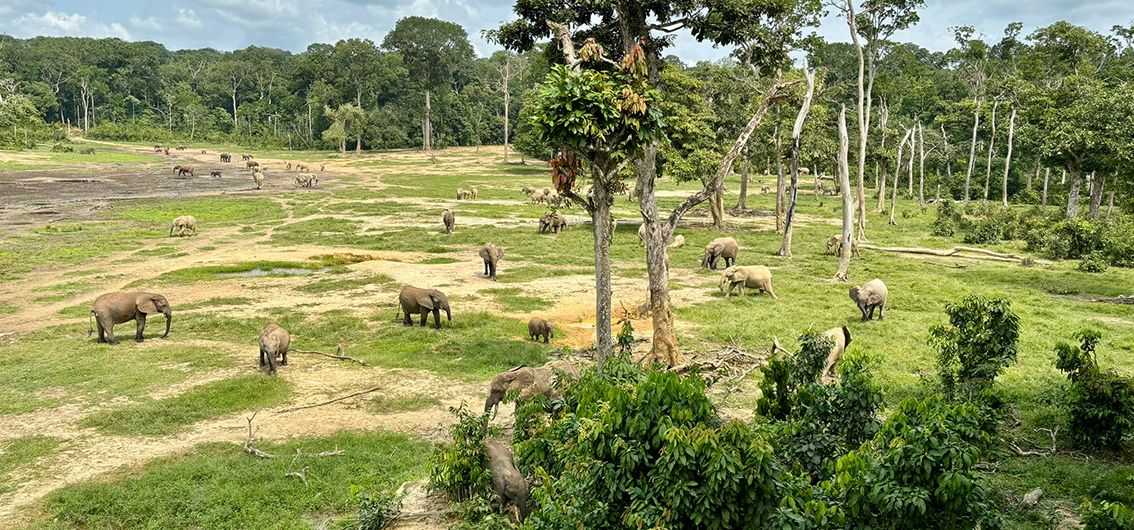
483, 287, 553, 312
0, 304, 19, 315
33, 430, 428, 529
0, 223, 153, 283
417, 256, 462, 265
141, 261, 330, 285
0, 145, 159, 170
177, 297, 256, 310
1, 436, 62, 494
108, 196, 285, 227
367, 394, 442, 414
79, 376, 292, 436
295, 274, 397, 294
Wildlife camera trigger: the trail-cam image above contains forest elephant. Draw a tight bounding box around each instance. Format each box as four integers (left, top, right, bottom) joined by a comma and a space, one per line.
669, 234, 686, 248
90, 292, 172, 345
528, 317, 553, 343
209, 170, 222, 178
820, 326, 852, 384
850, 278, 888, 321
702, 237, 739, 270
539, 212, 567, 234
479, 243, 504, 280
483, 363, 581, 417
252, 169, 265, 190
718, 265, 777, 299
470, 187, 478, 199
220, 153, 231, 163
169, 215, 197, 237
397, 285, 451, 328
258, 323, 290, 376
442, 208, 455, 234
827, 235, 859, 256
484, 439, 531, 522
246, 160, 259, 170
173, 165, 195, 177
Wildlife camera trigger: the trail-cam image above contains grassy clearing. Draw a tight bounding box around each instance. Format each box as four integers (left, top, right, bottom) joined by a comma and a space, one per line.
79, 376, 291, 436
295, 273, 397, 294
483, 287, 553, 313
0, 304, 19, 315
108, 196, 285, 227
1, 436, 62, 494
140, 260, 331, 285
0, 224, 153, 284
177, 297, 256, 310
367, 394, 442, 414
33, 430, 428, 529
0, 145, 159, 170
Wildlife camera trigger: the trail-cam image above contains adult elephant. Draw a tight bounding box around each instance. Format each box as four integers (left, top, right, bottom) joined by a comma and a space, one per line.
90, 292, 172, 344
479, 243, 504, 280
397, 285, 451, 328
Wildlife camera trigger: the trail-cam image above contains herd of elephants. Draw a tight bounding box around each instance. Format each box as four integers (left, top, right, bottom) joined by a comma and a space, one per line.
82, 147, 893, 520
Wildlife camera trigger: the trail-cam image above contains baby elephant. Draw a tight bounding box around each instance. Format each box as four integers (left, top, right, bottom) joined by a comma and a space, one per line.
169, 215, 197, 237
258, 323, 290, 376
528, 317, 553, 343
539, 211, 567, 234
702, 237, 739, 270
820, 326, 852, 384
850, 278, 888, 321
827, 235, 859, 256
479, 243, 504, 280
718, 265, 777, 299
442, 208, 455, 234
484, 439, 530, 522
669, 234, 686, 248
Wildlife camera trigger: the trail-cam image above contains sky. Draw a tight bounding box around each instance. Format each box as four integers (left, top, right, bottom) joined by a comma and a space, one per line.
0, 0, 1130, 62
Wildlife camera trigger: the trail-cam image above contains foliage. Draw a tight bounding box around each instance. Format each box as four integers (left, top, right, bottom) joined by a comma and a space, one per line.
930, 295, 1020, 400
1055, 329, 1134, 449
428, 405, 496, 503
932, 199, 962, 236
1083, 500, 1134, 530
352, 485, 403, 530
1079, 251, 1110, 273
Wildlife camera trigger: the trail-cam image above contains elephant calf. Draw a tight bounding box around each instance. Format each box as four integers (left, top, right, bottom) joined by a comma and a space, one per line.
484, 362, 581, 417
442, 209, 455, 234
91, 292, 172, 344
479, 243, 504, 280
484, 439, 530, 522
850, 278, 888, 321
528, 317, 553, 343
398, 285, 451, 328
169, 215, 197, 237
258, 323, 290, 375
718, 265, 777, 299
538, 212, 566, 234
702, 237, 739, 270
820, 326, 852, 384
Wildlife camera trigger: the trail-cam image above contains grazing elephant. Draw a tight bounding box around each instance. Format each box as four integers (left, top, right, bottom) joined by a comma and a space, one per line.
470, 187, 478, 199
90, 292, 172, 344
521, 186, 535, 195
210, 170, 222, 178
173, 165, 195, 177
252, 169, 265, 190
528, 317, 553, 343
850, 278, 888, 321
484, 362, 581, 417
242, 153, 254, 161
220, 153, 232, 163
820, 326, 852, 383
702, 237, 739, 270
258, 323, 290, 376
827, 235, 859, 256
176, 145, 186, 150
669, 234, 686, 248
484, 439, 530, 522
246, 160, 260, 170
169, 215, 197, 237
718, 265, 777, 298
442, 209, 455, 234
479, 243, 504, 280
397, 285, 451, 328
153, 144, 163, 152
538, 212, 567, 234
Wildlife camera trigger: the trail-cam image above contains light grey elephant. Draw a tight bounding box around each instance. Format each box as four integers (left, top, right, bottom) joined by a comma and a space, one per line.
258, 323, 290, 375
90, 292, 172, 344
397, 285, 451, 328
169, 215, 197, 237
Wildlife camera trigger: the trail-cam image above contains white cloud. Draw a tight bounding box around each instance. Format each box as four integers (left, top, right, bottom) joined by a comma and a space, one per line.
129, 15, 164, 31
176, 8, 203, 29
10, 11, 132, 40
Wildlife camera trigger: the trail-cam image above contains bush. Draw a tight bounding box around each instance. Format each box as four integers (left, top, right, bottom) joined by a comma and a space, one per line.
1101, 216, 1134, 267
962, 214, 1003, 244
352, 486, 403, 530
1083, 500, 1134, 530
1079, 251, 1109, 273
428, 405, 496, 503
932, 200, 962, 237
1055, 330, 1134, 449
1045, 219, 1104, 260
930, 295, 1020, 400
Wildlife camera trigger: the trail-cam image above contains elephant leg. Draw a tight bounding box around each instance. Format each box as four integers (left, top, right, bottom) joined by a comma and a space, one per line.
419, 311, 428, 327
403, 307, 413, 326
432, 308, 441, 329
491, 262, 497, 280
266, 349, 277, 375
259, 346, 267, 368
97, 320, 106, 343
543, 333, 549, 344
280, 349, 288, 366
105, 322, 118, 345
878, 305, 884, 320
135, 314, 146, 342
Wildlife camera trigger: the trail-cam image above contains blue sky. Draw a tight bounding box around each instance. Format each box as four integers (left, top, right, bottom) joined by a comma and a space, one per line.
0, 0, 1129, 61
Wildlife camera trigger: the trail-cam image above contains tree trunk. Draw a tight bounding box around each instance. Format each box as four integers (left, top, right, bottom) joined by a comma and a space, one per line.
907, 121, 916, 196
1028, 160, 1038, 191
503, 72, 511, 163
1042, 168, 1050, 206
941, 124, 952, 193
778, 65, 816, 258
735, 146, 749, 209
232, 90, 238, 131
590, 167, 615, 365
1106, 191, 1115, 219
964, 98, 982, 204
423, 91, 432, 151
1089, 173, 1106, 219
843, 0, 868, 241
1001, 105, 1016, 207
1066, 167, 1082, 218
918, 122, 926, 206
775, 123, 785, 232
836, 104, 854, 281
876, 103, 889, 192
890, 129, 909, 226
983, 98, 999, 200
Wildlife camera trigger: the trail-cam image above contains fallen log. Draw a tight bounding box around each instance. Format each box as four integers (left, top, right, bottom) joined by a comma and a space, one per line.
275, 385, 384, 414
857, 244, 1040, 264
290, 348, 368, 366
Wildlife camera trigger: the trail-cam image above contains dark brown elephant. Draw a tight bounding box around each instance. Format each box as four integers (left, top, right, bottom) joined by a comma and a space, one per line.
90, 292, 172, 344
443, 209, 455, 234
479, 243, 504, 280
258, 323, 290, 375
528, 317, 553, 343
485, 439, 530, 522
397, 285, 451, 328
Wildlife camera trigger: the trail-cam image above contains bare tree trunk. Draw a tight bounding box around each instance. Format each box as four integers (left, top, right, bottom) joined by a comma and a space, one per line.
1028, 160, 1038, 191
1106, 191, 1115, 219
941, 124, 953, 193
1061, 168, 1066, 185
1089, 173, 1106, 219
983, 98, 999, 200
907, 121, 916, 196
876, 102, 889, 191
890, 129, 910, 225
964, 98, 982, 204
918, 122, 926, 206
1001, 105, 1016, 207
232, 91, 238, 131
423, 91, 432, 152
775, 123, 785, 232
1042, 168, 1050, 206
836, 105, 854, 281
503, 84, 511, 163
842, 0, 869, 241
778, 65, 816, 257
735, 146, 749, 209
1066, 167, 1082, 218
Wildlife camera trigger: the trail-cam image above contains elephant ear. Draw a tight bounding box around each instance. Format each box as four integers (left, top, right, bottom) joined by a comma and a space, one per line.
136, 294, 160, 314
415, 292, 436, 310
729, 269, 748, 282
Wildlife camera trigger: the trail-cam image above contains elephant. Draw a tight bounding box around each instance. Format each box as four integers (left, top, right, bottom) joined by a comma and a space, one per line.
163, 147, 170, 155
200, 150, 207, 154
827, 235, 859, 256
718, 265, 777, 298
220, 153, 232, 163
169, 215, 197, 237
173, 165, 195, 177
669, 234, 686, 248
397, 285, 451, 328
90, 292, 171, 344
850, 278, 888, 321
539, 212, 567, 234
528, 317, 553, 343
252, 169, 265, 190
479, 243, 504, 280
521, 186, 535, 195
176, 145, 187, 151
153, 144, 163, 152
258, 323, 290, 376
210, 170, 222, 178
820, 326, 852, 384
443, 209, 455, 234
484, 364, 576, 417
529, 189, 547, 204
297, 163, 310, 173
484, 439, 530, 522
246, 160, 260, 170
242, 153, 254, 161
638, 223, 646, 246
456, 188, 471, 200
470, 187, 478, 199
702, 237, 739, 270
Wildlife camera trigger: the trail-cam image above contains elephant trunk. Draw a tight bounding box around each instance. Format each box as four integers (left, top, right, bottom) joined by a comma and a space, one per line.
444, 305, 452, 324
162, 309, 172, 338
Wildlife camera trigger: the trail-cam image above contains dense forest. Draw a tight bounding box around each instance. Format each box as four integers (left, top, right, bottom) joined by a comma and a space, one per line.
1, 13, 1132, 215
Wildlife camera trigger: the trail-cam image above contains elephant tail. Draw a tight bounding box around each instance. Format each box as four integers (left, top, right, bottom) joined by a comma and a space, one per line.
86, 312, 94, 338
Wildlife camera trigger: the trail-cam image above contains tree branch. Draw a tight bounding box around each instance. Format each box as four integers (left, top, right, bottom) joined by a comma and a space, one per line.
275, 385, 385, 414
546, 21, 580, 70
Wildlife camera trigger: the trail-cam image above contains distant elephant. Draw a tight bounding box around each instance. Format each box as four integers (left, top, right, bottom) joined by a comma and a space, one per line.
479, 243, 504, 280
638, 223, 646, 246
702, 237, 739, 269
539, 212, 567, 234
850, 278, 888, 321
176, 145, 186, 150
246, 160, 259, 170
397, 285, 451, 328
200, 150, 207, 154
209, 170, 222, 178
90, 291, 172, 344
485, 439, 530, 522
528, 317, 553, 343
173, 165, 195, 177
169, 215, 197, 237
820, 326, 851, 383
252, 169, 264, 190
242, 153, 254, 161
470, 187, 478, 199
258, 323, 290, 376
153, 144, 163, 152
443, 209, 455, 234
718, 265, 777, 298
827, 234, 859, 256
220, 153, 232, 163
669, 234, 686, 248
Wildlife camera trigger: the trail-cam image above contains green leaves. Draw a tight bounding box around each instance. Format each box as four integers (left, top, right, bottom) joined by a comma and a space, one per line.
929, 295, 1020, 399
1055, 329, 1134, 449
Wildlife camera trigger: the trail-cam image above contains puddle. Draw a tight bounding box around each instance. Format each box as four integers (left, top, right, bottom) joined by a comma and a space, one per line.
218, 267, 330, 278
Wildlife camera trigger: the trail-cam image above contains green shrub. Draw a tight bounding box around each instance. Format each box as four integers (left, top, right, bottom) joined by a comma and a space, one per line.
932, 200, 962, 237
352, 486, 403, 530
51, 142, 74, 152
1083, 500, 1134, 530
1079, 251, 1109, 273
1055, 330, 1134, 449
428, 405, 496, 503
930, 295, 1020, 400
1101, 216, 1134, 267
1045, 219, 1104, 260
962, 214, 1003, 244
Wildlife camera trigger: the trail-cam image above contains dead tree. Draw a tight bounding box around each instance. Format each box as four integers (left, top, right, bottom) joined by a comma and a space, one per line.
983, 98, 1000, 200
1001, 105, 1017, 206
889, 128, 912, 225
835, 104, 854, 281
778, 63, 817, 257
